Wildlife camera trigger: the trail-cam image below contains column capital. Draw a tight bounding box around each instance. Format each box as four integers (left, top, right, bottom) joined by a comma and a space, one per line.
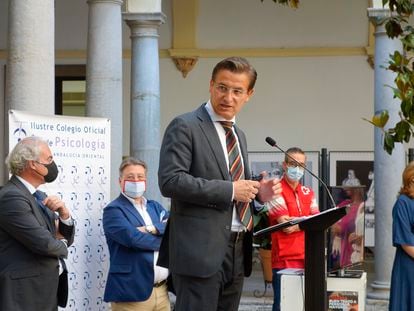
123, 12, 166, 25
87, 0, 123, 5
124, 13, 166, 38
367, 8, 395, 26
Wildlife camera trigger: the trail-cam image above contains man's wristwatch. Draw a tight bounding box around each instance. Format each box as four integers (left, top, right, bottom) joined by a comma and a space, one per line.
145, 225, 156, 234
60, 239, 68, 247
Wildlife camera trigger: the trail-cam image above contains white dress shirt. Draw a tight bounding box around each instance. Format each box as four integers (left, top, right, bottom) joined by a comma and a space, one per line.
123, 194, 169, 284
204, 101, 246, 232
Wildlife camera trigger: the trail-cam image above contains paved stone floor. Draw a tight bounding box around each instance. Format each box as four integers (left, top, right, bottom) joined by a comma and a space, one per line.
169, 249, 387, 310
238, 249, 389, 311
238, 251, 276, 310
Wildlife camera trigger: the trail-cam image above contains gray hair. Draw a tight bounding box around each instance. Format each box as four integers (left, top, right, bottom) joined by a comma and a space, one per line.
5, 136, 47, 175
119, 157, 147, 177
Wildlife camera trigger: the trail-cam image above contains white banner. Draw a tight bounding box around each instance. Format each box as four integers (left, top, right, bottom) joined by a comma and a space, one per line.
8, 109, 111, 310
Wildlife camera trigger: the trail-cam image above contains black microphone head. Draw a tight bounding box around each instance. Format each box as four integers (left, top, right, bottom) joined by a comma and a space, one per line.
265, 137, 276, 147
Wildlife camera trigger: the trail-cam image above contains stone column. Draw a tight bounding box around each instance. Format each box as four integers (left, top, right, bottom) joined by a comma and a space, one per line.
86, 0, 123, 199
124, 10, 165, 202
367, 7, 405, 302
6, 0, 54, 113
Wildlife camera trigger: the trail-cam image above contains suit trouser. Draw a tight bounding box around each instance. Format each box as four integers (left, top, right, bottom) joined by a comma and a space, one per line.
173, 233, 245, 311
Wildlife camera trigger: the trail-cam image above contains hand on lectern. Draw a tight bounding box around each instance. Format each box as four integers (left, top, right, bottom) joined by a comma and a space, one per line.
277, 215, 300, 234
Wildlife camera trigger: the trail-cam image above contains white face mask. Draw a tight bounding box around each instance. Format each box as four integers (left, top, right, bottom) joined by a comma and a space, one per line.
123, 180, 146, 199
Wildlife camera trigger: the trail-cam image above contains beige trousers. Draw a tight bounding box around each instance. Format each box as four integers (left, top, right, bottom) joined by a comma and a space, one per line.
111, 284, 171, 311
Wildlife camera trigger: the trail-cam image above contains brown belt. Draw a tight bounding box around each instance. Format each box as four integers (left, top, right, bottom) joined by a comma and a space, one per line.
154, 279, 167, 288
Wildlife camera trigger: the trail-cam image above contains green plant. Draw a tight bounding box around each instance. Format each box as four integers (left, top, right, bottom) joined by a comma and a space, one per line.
253, 205, 272, 250
364, 0, 414, 154
262, 0, 414, 154
260, 0, 299, 8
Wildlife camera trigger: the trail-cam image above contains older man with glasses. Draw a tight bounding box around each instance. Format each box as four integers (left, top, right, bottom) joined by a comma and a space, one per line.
0, 136, 75, 310
265, 147, 320, 311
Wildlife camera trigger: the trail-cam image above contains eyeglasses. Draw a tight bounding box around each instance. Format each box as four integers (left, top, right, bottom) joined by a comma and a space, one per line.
213, 83, 248, 98
123, 174, 146, 180
35, 159, 53, 166
286, 161, 306, 168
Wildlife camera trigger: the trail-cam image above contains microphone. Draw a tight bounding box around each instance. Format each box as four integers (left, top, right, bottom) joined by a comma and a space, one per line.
265, 136, 337, 209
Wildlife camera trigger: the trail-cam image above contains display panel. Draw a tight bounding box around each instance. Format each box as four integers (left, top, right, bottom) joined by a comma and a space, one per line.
329, 151, 374, 247
327, 186, 365, 272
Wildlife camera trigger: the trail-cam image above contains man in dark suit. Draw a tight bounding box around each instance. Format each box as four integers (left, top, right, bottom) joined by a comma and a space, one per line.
0, 136, 75, 311
158, 57, 281, 311
103, 157, 170, 311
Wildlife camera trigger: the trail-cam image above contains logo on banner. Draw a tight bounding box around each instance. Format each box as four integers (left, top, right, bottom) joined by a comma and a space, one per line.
13, 126, 27, 142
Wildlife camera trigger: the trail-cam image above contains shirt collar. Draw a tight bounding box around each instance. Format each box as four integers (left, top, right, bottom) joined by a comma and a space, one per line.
122, 192, 147, 207
282, 176, 301, 192
15, 175, 37, 194
205, 100, 236, 124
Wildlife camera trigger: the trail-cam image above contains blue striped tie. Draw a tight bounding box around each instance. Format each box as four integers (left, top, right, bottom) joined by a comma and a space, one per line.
33, 191, 51, 221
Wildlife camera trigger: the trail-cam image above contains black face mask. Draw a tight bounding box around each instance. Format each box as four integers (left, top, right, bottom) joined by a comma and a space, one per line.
42, 161, 58, 183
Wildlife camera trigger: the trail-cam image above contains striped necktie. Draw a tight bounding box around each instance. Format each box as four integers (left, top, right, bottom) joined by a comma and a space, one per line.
220, 121, 253, 231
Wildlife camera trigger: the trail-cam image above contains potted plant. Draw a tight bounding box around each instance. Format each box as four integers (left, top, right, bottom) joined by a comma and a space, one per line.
253, 204, 273, 285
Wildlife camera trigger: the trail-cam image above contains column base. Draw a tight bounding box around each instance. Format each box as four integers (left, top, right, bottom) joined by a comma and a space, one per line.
365, 298, 389, 311
367, 280, 390, 300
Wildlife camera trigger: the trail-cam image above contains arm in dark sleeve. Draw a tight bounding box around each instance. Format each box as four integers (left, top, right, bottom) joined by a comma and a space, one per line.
0, 193, 68, 258
158, 117, 233, 209
59, 220, 75, 246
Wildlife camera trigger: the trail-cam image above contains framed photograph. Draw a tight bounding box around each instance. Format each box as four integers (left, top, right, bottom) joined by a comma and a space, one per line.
248, 151, 320, 201
329, 151, 374, 247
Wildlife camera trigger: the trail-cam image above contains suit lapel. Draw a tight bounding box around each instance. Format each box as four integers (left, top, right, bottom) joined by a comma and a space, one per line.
121, 196, 160, 226
146, 202, 160, 225
196, 105, 231, 180
10, 176, 49, 228
118, 195, 146, 226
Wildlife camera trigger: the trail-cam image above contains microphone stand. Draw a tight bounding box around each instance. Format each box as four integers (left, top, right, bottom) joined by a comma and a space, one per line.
258, 137, 348, 311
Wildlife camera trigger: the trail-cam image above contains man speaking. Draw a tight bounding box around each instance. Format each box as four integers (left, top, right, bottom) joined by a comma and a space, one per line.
158, 57, 281, 311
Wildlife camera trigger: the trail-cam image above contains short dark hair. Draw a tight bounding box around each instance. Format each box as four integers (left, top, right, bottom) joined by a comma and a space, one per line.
285, 147, 305, 163
119, 157, 147, 177
211, 57, 257, 90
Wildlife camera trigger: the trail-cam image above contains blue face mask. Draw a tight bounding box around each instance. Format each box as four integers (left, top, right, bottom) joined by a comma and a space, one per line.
286, 166, 304, 182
